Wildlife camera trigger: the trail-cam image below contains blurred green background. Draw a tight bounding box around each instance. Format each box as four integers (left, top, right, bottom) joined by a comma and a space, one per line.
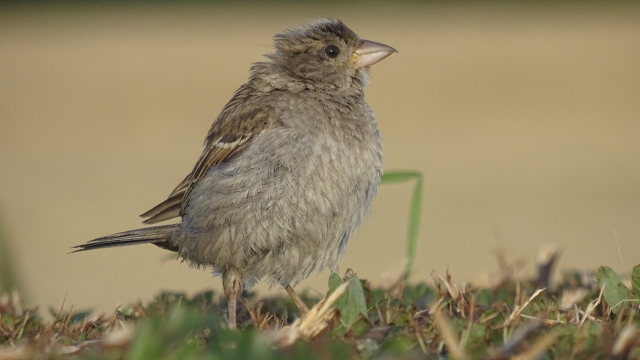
1, 1, 639, 313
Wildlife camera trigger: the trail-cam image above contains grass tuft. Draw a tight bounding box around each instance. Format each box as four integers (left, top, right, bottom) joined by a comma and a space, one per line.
1, 251, 639, 359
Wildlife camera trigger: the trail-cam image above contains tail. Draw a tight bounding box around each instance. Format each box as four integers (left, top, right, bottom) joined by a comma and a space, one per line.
71, 224, 178, 253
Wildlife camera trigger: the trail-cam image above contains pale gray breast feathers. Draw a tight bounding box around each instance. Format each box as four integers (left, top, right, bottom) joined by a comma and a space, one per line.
176, 90, 381, 285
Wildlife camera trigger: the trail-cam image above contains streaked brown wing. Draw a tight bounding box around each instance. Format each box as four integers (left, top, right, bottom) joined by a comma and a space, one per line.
141, 87, 272, 224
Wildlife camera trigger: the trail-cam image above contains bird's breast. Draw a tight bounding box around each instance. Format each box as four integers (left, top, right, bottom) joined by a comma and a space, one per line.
177, 93, 381, 270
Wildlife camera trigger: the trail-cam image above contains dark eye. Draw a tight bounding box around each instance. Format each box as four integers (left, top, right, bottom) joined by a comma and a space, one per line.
324, 45, 340, 58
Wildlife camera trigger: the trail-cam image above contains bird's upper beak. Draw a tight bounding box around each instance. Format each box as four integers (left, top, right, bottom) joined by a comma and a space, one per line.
353, 40, 397, 69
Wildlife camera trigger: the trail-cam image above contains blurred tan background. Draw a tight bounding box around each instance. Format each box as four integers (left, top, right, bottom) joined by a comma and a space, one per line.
1, 2, 639, 313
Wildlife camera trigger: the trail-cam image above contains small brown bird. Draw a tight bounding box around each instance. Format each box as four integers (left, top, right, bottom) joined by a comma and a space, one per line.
73, 18, 395, 328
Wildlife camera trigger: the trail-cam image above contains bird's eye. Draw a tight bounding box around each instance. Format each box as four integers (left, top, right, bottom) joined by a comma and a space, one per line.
324, 45, 340, 58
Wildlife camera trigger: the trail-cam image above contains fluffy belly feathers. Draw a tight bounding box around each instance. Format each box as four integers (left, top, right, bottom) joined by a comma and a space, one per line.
176, 108, 381, 286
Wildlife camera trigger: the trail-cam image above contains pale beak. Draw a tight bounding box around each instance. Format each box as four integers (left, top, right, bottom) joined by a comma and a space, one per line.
353, 40, 397, 68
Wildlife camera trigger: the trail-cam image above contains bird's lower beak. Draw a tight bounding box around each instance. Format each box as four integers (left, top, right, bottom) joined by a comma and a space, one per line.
353, 40, 397, 68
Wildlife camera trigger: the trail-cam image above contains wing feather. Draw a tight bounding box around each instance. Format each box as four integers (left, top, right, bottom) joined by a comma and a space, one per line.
140, 86, 272, 224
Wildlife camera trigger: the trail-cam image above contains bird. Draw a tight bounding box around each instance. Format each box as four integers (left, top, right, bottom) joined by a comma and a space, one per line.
73, 18, 396, 329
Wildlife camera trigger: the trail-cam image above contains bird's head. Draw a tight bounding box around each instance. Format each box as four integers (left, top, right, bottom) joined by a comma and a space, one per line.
269, 18, 396, 89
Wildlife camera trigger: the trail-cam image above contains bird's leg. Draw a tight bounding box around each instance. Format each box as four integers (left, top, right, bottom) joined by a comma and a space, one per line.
285, 284, 310, 315
223, 268, 243, 329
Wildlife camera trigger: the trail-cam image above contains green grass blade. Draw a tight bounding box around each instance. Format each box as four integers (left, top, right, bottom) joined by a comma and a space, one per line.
380, 171, 421, 184
597, 266, 630, 314
327, 271, 367, 328
380, 171, 423, 277
631, 264, 640, 301
0, 219, 20, 294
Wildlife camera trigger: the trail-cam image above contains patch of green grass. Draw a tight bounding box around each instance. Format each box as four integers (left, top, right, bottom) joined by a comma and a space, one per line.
1, 260, 639, 359
0, 220, 20, 295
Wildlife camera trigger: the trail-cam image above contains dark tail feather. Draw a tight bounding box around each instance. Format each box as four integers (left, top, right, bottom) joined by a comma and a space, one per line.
71, 224, 178, 253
